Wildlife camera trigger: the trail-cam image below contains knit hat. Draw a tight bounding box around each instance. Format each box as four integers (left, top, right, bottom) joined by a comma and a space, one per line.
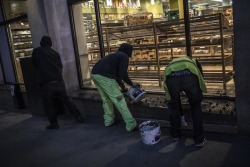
118, 43, 133, 57
40, 36, 52, 47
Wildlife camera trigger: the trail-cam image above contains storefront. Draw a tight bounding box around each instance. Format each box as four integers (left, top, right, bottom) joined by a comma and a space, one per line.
1, 0, 250, 135
68, 0, 234, 98
0, 0, 30, 109
0, 0, 234, 97
0, 0, 32, 85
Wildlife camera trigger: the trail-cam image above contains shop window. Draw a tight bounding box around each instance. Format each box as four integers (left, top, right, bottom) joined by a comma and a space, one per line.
2, 0, 28, 20
8, 19, 32, 84
1, 0, 32, 85
71, 0, 234, 97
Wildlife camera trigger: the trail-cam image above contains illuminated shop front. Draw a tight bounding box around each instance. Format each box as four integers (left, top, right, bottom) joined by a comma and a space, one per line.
0, 0, 32, 85
69, 0, 234, 97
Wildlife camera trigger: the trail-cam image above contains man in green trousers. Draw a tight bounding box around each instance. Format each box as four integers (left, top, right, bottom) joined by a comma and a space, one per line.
91, 43, 139, 132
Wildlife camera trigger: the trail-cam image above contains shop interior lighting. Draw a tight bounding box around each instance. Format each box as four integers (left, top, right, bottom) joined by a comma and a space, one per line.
210, 4, 220, 7
122, 0, 127, 6
106, 0, 112, 6
211, 0, 222, 2
151, 0, 155, 5
193, 3, 208, 7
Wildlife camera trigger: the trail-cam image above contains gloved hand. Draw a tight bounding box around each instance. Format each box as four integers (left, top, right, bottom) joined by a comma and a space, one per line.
121, 87, 128, 93
132, 82, 141, 88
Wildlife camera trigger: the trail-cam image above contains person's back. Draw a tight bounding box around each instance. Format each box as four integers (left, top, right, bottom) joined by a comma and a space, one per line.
92, 52, 126, 79
92, 43, 133, 86
32, 36, 63, 86
32, 36, 85, 129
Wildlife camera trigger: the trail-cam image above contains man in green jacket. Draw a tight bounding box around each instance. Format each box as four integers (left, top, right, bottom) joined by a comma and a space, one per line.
163, 56, 207, 147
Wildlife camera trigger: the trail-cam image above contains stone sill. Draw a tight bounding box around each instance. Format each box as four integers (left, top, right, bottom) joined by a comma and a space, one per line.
70, 89, 237, 134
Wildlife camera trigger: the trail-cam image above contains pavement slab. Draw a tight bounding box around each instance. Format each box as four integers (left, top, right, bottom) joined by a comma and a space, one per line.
0, 111, 249, 167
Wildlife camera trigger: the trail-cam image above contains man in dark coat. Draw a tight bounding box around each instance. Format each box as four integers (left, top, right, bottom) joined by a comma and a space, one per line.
32, 36, 85, 129
91, 43, 139, 132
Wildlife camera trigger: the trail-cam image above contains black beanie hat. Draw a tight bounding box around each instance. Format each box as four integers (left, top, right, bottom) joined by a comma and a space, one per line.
118, 43, 133, 57
40, 36, 52, 47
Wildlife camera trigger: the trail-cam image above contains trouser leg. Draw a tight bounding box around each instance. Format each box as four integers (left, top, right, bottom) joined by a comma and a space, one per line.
167, 100, 181, 137
55, 82, 83, 120
183, 75, 204, 143
92, 75, 115, 126
92, 75, 136, 131
41, 85, 58, 126
112, 93, 136, 132
166, 76, 181, 137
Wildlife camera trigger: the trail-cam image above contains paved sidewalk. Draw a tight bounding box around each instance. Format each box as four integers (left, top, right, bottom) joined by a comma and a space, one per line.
0, 110, 249, 167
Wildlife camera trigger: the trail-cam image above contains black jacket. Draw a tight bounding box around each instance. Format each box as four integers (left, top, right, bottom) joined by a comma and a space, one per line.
32, 36, 63, 86
92, 44, 133, 86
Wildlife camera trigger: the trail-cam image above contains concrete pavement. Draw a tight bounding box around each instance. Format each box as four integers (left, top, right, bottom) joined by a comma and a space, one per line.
0, 110, 249, 167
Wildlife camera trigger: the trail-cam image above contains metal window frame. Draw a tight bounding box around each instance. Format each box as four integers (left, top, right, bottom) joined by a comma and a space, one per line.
0, 1, 29, 84
67, 0, 105, 88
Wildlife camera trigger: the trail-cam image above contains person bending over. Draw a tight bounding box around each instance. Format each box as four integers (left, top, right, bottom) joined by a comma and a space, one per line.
163, 56, 207, 147
91, 43, 139, 132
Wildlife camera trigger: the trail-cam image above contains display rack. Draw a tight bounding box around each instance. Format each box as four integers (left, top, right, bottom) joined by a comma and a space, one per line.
86, 13, 233, 95
10, 24, 32, 84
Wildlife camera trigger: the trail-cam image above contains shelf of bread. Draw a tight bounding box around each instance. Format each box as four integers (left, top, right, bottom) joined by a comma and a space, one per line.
85, 13, 233, 95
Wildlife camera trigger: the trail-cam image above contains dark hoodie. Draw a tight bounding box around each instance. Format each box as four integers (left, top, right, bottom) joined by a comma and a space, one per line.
32, 36, 63, 86
92, 43, 133, 86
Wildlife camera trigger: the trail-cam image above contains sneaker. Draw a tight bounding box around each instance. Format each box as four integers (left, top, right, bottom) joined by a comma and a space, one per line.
130, 125, 139, 132
46, 124, 59, 129
180, 116, 188, 127
172, 136, 180, 141
195, 137, 207, 147
107, 119, 121, 127
171, 134, 180, 141
76, 115, 85, 123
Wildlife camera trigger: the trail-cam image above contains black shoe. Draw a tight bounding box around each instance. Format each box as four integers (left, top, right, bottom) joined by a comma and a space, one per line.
195, 137, 207, 147
46, 124, 59, 129
76, 115, 85, 123
108, 119, 121, 127
130, 125, 139, 132
171, 134, 180, 141
172, 136, 180, 141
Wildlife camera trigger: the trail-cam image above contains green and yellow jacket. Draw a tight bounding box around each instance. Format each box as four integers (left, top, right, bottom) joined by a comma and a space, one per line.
163, 57, 207, 100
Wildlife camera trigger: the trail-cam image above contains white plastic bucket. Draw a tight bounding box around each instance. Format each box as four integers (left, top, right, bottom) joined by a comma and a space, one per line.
127, 86, 146, 102
139, 121, 161, 145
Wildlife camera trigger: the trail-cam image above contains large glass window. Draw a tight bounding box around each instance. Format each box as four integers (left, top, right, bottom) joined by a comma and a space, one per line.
1, 0, 32, 84
71, 0, 234, 97
8, 19, 32, 84
2, 0, 27, 20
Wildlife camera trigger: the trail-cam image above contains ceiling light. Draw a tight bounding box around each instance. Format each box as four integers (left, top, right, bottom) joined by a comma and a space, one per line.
211, 0, 222, 2
195, 3, 208, 6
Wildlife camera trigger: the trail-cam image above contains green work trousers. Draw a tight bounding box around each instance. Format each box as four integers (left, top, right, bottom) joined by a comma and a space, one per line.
91, 74, 137, 131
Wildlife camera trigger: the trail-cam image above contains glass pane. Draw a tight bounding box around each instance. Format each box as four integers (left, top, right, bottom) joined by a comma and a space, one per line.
73, 0, 166, 90
8, 19, 32, 84
1, 0, 31, 86
72, 0, 234, 97
188, 0, 234, 97
2, 0, 27, 20
72, 2, 96, 88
